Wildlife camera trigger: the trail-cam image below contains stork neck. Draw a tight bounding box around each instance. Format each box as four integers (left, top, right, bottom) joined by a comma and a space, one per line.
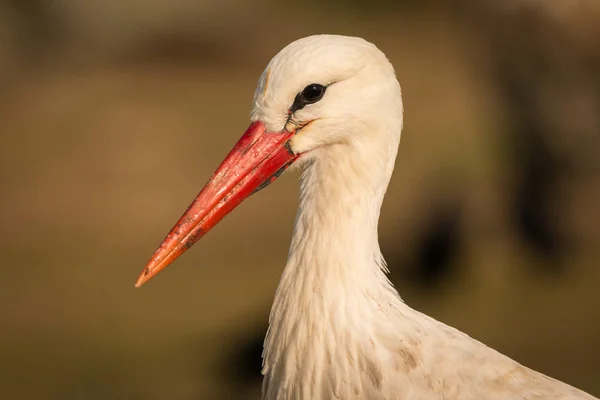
262, 143, 403, 396
274, 141, 402, 308
287, 151, 387, 283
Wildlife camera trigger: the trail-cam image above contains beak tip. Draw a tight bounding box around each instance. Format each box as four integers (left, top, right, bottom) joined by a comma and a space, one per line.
134, 271, 150, 288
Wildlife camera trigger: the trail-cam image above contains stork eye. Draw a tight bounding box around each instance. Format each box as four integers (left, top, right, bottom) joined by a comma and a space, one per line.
301, 84, 325, 103
290, 83, 326, 112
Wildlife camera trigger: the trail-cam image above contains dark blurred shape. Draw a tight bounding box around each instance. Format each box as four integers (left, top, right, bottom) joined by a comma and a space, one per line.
383, 198, 462, 289
223, 327, 266, 385
5, 0, 65, 62
410, 202, 462, 286
509, 83, 564, 270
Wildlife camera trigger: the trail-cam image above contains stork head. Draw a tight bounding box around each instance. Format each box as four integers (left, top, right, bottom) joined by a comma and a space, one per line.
135, 35, 403, 287
253, 35, 403, 163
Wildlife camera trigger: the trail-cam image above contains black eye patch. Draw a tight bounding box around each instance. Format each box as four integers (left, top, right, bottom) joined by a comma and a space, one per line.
289, 83, 326, 113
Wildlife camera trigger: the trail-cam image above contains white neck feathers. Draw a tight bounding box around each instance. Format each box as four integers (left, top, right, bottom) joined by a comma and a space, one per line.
261, 139, 404, 399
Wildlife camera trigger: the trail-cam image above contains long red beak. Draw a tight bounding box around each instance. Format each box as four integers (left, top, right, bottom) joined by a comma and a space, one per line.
135, 121, 297, 287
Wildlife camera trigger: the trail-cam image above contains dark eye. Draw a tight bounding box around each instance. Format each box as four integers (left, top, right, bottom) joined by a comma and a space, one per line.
301, 84, 325, 103
290, 83, 326, 112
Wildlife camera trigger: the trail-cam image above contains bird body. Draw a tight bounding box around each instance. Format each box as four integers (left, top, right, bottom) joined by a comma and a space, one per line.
136, 35, 597, 400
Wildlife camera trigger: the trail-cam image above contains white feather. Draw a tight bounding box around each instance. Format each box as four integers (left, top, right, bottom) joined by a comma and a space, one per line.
250, 34, 596, 400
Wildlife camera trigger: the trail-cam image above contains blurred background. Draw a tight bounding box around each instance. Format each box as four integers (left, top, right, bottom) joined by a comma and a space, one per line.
1, 0, 599, 399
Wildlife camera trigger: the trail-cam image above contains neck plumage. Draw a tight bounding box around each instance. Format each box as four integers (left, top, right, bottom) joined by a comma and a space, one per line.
262, 142, 403, 398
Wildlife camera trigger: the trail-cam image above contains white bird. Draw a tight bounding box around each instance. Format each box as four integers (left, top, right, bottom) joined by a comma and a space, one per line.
135, 35, 597, 400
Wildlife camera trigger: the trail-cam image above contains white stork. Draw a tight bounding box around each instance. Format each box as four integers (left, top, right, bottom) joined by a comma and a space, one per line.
135, 35, 597, 400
